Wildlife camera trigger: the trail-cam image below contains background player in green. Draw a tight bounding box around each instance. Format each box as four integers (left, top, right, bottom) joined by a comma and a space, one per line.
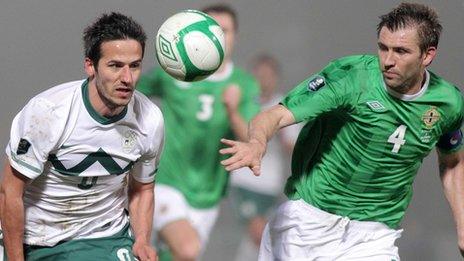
229, 54, 300, 261
220, 2, 464, 260
0, 13, 163, 261
137, 3, 260, 261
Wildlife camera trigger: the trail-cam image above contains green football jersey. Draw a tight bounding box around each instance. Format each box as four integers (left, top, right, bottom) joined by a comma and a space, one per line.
281, 55, 464, 228
137, 63, 260, 208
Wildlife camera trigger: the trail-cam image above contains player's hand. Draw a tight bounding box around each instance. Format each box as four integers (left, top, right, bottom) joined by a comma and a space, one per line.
219, 138, 265, 176
222, 84, 241, 112
133, 241, 158, 261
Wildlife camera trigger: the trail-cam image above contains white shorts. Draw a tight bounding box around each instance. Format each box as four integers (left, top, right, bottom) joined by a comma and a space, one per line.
259, 199, 402, 261
153, 184, 219, 249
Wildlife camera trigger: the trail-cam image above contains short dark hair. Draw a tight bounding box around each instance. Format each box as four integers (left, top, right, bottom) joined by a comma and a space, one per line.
377, 2, 442, 53
83, 12, 147, 65
201, 4, 238, 31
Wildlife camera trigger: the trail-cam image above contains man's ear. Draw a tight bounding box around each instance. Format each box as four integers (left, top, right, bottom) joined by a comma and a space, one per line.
84, 57, 96, 77
422, 46, 437, 67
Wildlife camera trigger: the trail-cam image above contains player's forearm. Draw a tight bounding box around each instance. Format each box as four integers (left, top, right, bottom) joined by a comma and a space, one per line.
439, 154, 464, 254
1, 192, 25, 260
128, 182, 154, 244
248, 105, 295, 148
226, 108, 248, 141
1, 163, 27, 260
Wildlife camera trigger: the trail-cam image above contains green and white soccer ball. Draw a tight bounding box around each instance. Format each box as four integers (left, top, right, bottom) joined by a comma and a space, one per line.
155, 10, 226, 82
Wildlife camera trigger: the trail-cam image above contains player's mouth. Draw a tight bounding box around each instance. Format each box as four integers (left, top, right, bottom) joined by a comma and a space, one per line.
383, 71, 399, 79
115, 87, 133, 98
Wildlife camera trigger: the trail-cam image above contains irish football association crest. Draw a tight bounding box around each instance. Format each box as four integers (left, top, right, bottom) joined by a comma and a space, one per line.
422, 106, 440, 128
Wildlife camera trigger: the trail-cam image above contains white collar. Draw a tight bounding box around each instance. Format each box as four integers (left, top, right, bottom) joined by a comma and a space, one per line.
383, 70, 430, 101
205, 61, 234, 82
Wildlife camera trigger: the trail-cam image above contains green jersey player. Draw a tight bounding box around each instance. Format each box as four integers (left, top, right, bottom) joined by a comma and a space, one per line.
137, 4, 260, 261
221, 3, 464, 260
0, 13, 163, 261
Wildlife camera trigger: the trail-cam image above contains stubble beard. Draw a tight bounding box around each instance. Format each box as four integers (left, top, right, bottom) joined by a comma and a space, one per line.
96, 83, 129, 115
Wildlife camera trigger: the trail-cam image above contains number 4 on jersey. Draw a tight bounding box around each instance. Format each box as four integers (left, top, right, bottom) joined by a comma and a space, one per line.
388, 125, 407, 153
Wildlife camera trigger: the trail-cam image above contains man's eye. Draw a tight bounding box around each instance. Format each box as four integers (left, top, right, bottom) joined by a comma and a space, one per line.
109, 63, 123, 68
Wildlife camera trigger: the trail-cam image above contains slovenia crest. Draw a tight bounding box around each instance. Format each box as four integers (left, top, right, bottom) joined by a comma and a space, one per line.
122, 130, 137, 152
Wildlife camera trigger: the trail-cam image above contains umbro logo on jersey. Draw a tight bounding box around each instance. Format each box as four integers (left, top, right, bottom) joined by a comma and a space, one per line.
366, 101, 387, 112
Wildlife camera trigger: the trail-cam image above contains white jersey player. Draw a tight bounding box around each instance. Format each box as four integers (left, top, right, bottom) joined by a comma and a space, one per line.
1, 12, 163, 261
7, 79, 163, 246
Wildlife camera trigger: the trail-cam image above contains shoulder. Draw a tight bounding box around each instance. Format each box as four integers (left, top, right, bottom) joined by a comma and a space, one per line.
32, 79, 83, 106
22, 79, 84, 118
131, 91, 165, 153
429, 71, 462, 96
132, 91, 164, 125
316, 55, 379, 91
323, 55, 378, 74
428, 72, 464, 113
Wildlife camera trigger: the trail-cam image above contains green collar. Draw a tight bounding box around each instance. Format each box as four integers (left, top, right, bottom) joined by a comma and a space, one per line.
81, 79, 127, 125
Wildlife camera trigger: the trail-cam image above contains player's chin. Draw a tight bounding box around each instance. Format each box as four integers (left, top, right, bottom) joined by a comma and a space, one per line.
384, 78, 402, 90
114, 90, 134, 102
112, 96, 132, 107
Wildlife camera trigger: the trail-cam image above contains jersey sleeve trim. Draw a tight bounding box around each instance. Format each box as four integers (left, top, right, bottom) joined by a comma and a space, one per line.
8, 151, 41, 179
135, 169, 157, 184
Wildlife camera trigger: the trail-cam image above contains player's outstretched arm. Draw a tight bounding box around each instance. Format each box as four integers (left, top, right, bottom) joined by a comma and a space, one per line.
128, 177, 157, 261
0, 161, 29, 261
438, 149, 464, 257
220, 104, 295, 176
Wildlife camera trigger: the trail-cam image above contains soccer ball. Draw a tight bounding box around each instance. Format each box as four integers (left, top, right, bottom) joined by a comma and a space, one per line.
155, 10, 226, 82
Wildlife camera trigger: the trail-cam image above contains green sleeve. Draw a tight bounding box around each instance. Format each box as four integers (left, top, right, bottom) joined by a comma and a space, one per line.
281, 62, 355, 123
137, 67, 163, 97
437, 90, 464, 154
239, 75, 261, 121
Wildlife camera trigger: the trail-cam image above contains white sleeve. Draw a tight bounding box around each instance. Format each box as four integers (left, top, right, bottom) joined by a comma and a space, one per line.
5, 97, 66, 179
131, 111, 165, 184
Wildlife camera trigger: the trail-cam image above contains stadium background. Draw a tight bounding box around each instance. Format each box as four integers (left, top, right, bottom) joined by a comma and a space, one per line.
0, 0, 462, 259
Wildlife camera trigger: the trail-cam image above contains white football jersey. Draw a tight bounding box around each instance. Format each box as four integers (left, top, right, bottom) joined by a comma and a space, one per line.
6, 79, 164, 246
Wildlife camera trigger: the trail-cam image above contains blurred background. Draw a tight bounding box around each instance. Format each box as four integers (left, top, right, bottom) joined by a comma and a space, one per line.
0, 0, 463, 260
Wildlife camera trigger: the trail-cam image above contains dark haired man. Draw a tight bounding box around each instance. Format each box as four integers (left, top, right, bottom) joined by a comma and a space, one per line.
221, 3, 464, 260
0, 12, 163, 261
137, 3, 260, 261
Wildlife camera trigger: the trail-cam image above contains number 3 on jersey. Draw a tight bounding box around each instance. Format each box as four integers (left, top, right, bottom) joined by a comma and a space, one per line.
197, 94, 214, 121
388, 125, 407, 153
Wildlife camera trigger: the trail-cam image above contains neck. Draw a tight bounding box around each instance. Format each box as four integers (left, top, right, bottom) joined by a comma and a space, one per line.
404, 70, 427, 95
389, 70, 427, 95
88, 80, 123, 117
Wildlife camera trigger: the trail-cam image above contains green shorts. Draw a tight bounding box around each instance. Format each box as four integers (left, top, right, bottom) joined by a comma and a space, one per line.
229, 185, 278, 223
24, 223, 136, 261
